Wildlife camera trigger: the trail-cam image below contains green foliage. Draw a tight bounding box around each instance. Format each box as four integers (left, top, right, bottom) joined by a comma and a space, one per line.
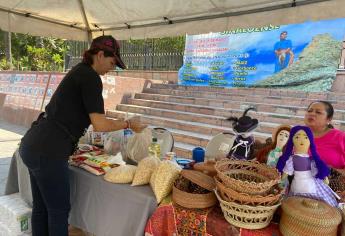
0, 30, 69, 71
125, 36, 185, 53
0, 58, 12, 70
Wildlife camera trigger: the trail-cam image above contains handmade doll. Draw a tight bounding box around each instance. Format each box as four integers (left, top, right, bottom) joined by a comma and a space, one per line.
256, 125, 291, 167
276, 125, 339, 207
226, 107, 258, 160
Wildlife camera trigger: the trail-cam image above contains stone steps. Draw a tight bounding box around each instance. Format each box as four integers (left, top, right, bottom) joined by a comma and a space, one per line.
115, 103, 344, 131
115, 104, 294, 134
143, 87, 345, 109
105, 83, 344, 158
106, 110, 271, 158
134, 93, 345, 120
150, 83, 345, 101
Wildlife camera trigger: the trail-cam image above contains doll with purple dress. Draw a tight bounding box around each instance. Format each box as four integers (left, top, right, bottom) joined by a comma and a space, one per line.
276, 125, 339, 207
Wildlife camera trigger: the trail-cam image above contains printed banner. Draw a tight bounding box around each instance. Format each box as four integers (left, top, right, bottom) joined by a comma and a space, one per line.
0, 72, 64, 110
178, 18, 345, 91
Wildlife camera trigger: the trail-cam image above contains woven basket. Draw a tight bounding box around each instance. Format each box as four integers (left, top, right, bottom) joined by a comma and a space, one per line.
329, 168, 345, 200
172, 170, 217, 209
340, 205, 345, 236
172, 185, 217, 208
193, 161, 217, 177
280, 197, 341, 236
215, 159, 280, 195
215, 190, 280, 230
215, 176, 283, 206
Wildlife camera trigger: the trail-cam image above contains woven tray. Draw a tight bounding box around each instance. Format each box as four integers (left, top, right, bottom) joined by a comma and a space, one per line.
215, 159, 280, 195
215, 190, 280, 230
215, 176, 283, 206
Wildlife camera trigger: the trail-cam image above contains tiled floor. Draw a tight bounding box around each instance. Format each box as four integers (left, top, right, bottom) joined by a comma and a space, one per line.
0, 120, 27, 196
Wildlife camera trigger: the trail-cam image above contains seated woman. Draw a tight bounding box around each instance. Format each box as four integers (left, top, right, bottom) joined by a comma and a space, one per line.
304, 100, 345, 169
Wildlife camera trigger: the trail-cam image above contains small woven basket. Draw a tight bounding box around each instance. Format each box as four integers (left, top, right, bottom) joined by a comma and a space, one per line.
215, 190, 280, 230
172, 170, 217, 209
172, 185, 217, 208
215, 159, 280, 195
280, 197, 341, 236
215, 176, 283, 206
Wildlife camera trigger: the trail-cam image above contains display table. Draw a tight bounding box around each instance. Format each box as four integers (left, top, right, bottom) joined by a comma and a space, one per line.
145, 201, 282, 236
5, 150, 157, 236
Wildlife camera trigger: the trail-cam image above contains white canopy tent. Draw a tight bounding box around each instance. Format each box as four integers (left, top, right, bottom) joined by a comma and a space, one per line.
0, 0, 343, 42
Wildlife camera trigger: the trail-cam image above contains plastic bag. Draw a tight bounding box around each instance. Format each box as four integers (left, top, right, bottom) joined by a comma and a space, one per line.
104, 130, 124, 155
126, 128, 152, 163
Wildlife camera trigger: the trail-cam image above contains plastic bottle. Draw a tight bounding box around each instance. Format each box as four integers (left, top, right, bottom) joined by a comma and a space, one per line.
121, 128, 133, 160
148, 137, 161, 159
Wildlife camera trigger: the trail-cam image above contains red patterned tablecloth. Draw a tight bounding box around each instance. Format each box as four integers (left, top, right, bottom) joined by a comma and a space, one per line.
144, 201, 282, 236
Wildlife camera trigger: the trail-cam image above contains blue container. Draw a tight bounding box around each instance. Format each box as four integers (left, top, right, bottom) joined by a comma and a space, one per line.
192, 147, 205, 163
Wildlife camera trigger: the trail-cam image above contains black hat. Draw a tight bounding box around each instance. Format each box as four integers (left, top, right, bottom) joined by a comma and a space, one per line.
227, 107, 258, 133
90, 35, 126, 69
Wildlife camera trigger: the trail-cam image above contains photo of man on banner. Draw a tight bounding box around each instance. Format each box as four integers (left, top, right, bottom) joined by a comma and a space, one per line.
274, 31, 294, 73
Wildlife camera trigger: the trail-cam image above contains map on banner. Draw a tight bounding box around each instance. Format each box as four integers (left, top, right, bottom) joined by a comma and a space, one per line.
178, 18, 345, 91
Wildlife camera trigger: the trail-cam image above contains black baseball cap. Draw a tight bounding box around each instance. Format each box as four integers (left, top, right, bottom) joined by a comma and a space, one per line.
90, 35, 126, 69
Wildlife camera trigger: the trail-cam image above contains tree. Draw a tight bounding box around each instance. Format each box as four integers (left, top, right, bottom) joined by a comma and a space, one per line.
0, 29, 69, 71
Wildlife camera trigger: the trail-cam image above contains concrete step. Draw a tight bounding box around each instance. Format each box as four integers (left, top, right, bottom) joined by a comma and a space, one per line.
173, 141, 195, 159
150, 83, 345, 101
115, 104, 297, 134
106, 110, 271, 158
143, 88, 345, 109
134, 93, 345, 120
147, 125, 211, 148
147, 125, 210, 158
116, 103, 345, 131
107, 110, 273, 139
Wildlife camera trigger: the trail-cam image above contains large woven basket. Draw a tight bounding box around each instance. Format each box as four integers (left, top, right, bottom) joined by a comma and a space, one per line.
280, 197, 341, 236
215, 190, 280, 230
340, 205, 345, 236
215, 159, 280, 195
172, 170, 217, 209
215, 176, 283, 206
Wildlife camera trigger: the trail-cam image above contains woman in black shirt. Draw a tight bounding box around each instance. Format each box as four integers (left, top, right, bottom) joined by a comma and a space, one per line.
19, 35, 146, 236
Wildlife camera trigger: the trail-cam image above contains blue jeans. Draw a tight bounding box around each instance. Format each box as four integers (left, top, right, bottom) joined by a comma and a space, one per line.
19, 145, 70, 236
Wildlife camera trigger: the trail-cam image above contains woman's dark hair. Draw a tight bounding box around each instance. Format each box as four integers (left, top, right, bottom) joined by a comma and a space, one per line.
307, 100, 334, 128
82, 49, 115, 65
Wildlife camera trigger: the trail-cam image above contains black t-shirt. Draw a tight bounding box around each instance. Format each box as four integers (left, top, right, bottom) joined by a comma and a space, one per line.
21, 63, 104, 158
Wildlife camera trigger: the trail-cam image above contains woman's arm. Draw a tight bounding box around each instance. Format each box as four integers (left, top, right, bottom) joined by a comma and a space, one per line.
89, 113, 146, 133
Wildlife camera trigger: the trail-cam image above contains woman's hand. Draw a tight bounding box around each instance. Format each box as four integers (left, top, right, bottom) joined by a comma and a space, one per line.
127, 116, 147, 133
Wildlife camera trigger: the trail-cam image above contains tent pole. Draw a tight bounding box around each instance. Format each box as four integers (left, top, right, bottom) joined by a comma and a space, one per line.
7, 12, 12, 68
77, 0, 92, 43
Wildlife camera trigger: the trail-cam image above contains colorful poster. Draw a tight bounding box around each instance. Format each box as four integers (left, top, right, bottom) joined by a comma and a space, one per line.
178, 18, 345, 91
0, 72, 64, 110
